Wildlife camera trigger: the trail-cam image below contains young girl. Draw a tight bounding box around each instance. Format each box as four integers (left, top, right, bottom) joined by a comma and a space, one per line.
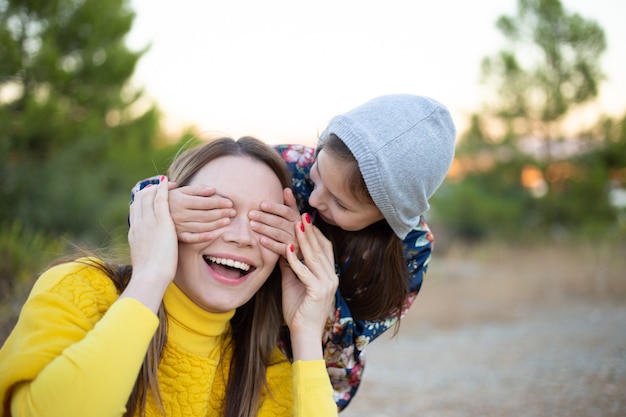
0, 137, 339, 417
133, 94, 456, 409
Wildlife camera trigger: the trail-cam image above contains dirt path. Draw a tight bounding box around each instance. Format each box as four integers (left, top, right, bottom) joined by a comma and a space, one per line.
341, 243, 626, 417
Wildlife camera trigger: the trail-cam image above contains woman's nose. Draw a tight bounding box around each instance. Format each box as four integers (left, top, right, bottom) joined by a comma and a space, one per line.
222, 215, 254, 246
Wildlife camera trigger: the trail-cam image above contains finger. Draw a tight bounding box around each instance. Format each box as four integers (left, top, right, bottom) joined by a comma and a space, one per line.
139, 183, 158, 220
249, 218, 293, 243
154, 176, 170, 220
285, 242, 314, 285
257, 200, 300, 222
174, 216, 232, 243
129, 183, 157, 241
296, 217, 324, 265
292, 221, 326, 280
172, 185, 233, 210
311, 226, 334, 263
279, 256, 298, 284
297, 221, 337, 286
257, 234, 288, 256
279, 257, 302, 307
129, 192, 140, 226
176, 218, 232, 233
286, 239, 337, 311
283, 187, 298, 213
248, 204, 299, 255
180, 184, 219, 197
181, 209, 236, 224
178, 231, 220, 244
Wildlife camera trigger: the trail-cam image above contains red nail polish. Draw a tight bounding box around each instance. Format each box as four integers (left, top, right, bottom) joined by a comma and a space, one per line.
159, 175, 166, 183
305, 213, 311, 224
299, 222, 305, 232
289, 244, 295, 253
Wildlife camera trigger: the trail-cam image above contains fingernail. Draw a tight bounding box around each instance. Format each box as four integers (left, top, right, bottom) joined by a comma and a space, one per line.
289, 244, 295, 253
305, 213, 311, 224
299, 222, 305, 232
159, 175, 166, 183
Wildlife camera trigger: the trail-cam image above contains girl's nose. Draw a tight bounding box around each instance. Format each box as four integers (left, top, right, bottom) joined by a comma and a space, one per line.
309, 185, 327, 211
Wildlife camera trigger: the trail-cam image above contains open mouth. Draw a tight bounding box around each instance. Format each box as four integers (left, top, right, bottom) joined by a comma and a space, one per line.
203, 256, 254, 279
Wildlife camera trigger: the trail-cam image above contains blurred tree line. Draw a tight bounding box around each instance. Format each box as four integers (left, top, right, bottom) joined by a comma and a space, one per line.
429, 0, 626, 242
0, 0, 625, 336
0, 0, 184, 331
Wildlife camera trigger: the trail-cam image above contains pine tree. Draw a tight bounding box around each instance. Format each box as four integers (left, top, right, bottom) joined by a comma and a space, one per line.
0, 0, 161, 239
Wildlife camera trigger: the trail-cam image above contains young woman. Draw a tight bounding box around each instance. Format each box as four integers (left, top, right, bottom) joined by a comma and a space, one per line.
0, 137, 339, 417
131, 94, 457, 409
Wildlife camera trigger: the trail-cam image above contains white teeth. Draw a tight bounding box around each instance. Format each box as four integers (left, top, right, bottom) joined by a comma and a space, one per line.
207, 256, 251, 272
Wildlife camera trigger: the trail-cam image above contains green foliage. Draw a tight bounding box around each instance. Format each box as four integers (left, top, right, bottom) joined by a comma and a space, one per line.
0, 222, 68, 291
430, 181, 526, 240
481, 0, 606, 126
0, 221, 69, 339
431, 111, 626, 240
0, 0, 163, 242
431, 120, 538, 240
432, 0, 623, 241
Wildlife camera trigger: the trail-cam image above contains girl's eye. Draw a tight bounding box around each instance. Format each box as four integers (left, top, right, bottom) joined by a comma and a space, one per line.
334, 198, 348, 210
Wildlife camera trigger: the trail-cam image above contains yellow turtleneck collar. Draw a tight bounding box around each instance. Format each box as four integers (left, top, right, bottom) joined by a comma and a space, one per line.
163, 283, 235, 356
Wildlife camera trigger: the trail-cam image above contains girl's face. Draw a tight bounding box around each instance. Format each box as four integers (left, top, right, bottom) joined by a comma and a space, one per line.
309, 149, 384, 231
175, 156, 284, 313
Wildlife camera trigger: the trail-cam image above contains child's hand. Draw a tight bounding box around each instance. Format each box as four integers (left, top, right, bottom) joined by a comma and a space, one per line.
281, 213, 338, 361
169, 184, 236, 243
249, 187, 302, 256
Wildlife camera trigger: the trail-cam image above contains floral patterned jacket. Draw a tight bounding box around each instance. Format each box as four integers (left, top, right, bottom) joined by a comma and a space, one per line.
273, 145, 433, 411
131, 144, 433, 411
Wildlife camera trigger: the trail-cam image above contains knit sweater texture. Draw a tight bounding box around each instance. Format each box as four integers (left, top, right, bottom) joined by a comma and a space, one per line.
0, 259, 336, 417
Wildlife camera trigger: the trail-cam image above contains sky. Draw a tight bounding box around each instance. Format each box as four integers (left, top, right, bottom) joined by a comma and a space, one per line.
127, 0, 626, 146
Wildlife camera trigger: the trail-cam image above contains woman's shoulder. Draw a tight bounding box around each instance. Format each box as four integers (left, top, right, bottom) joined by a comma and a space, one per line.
30, 257, 111, 291
28, 257, 120, 318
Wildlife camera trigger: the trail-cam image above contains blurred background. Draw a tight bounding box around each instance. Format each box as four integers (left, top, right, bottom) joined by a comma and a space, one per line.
1, 0, 624, 415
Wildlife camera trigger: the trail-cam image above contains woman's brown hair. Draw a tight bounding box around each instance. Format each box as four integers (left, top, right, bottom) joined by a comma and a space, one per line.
103, 137, 292, 417
316, 134, 409, 324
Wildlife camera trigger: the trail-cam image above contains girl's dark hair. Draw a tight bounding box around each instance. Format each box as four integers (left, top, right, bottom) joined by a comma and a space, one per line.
316, 134, 409, 324
91, 137, 292, 417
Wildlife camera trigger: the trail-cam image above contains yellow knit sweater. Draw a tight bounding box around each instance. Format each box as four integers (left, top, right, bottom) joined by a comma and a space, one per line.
0, 259, 336, 417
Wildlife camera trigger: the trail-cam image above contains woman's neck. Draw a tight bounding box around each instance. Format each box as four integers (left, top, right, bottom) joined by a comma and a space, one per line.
163, 283, 235, 355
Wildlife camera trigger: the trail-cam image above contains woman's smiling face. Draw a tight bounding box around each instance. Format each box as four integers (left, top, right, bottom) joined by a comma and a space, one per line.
174, 155, 284, 313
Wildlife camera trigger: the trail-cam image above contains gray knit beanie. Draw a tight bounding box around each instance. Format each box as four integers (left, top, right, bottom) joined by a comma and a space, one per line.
319, 94, 456, 239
